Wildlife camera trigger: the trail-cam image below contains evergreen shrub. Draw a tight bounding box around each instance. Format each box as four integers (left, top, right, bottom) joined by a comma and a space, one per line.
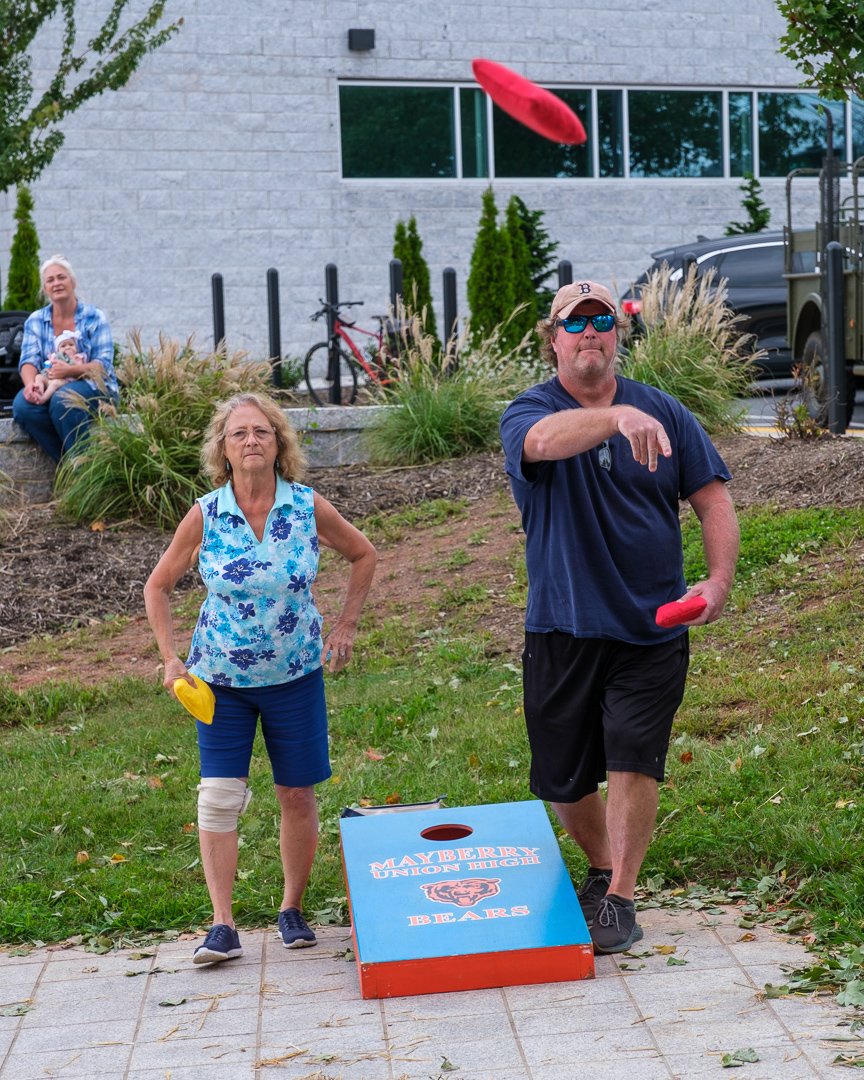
466, 187, 515, 347
393, 215, 438, 342
4, 185, 41, 311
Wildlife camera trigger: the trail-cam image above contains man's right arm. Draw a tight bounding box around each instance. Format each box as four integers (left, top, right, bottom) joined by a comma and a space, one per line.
523, 405, 672, 472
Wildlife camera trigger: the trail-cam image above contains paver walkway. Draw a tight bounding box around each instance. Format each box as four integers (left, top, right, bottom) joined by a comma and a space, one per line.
0, 906, 855, 1080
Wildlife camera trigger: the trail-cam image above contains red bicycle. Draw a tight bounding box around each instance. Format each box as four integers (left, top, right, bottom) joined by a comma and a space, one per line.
303, 299, 398, 406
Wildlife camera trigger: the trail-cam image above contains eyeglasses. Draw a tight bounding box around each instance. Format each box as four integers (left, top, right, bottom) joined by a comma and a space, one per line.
556, 313, 616, 333
226, 426, 276, 443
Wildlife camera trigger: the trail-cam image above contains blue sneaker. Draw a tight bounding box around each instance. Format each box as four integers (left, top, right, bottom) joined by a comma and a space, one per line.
193, 924, 243, 965
278, 908, 316, 949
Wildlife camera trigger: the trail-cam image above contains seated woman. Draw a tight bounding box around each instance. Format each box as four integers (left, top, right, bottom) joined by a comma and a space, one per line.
12, 254, 118, 461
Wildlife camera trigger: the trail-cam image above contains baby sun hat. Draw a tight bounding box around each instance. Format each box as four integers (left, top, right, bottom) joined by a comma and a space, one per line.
54, 329, 79, 349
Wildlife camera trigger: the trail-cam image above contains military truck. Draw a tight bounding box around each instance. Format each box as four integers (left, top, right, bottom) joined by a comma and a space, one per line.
785, 158, 864, 426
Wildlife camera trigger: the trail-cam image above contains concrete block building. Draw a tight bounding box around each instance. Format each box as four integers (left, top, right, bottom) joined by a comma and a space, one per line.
0, 1, 855, 361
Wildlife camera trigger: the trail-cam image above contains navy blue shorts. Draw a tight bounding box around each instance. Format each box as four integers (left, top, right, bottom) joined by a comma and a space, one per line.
523, 631, 689, 802
197, 668, 331, 788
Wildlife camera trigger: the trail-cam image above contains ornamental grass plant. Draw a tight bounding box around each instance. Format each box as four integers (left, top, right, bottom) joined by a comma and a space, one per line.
621, 264, 758, 434
54, 334, 272, 529
363, 305, 544, 466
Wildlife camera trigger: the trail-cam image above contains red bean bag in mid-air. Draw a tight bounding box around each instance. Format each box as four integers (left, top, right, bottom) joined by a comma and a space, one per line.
472, 58, 587, 145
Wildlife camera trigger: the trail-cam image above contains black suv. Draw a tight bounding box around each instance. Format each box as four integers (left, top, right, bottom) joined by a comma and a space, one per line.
621, 231, 814, 379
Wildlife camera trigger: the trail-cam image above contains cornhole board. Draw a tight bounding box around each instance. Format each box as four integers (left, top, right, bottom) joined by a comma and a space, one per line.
339, 800, 594, 999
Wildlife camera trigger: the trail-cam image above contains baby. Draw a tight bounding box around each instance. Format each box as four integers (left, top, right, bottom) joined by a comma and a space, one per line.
34, 330, 87, 402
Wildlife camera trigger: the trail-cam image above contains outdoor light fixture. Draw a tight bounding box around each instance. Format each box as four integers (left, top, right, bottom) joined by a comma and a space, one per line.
348, 28, 375, 51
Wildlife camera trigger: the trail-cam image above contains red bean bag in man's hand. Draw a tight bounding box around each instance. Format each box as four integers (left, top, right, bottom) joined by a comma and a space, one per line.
655, 596, 708, 628
472, 58, 587, 144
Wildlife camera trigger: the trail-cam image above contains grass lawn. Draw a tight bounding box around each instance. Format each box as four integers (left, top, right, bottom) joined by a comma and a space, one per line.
1, 503, 863, 998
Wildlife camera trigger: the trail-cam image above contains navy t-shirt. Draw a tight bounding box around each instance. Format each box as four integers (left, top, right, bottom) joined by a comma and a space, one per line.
499, 375, 732, 645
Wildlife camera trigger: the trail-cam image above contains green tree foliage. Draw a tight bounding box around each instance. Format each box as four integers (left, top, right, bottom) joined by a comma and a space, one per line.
392, 215, 438, 341
503, 196, 537, 348
725, 173, 772, 236
509, 194, 559, 314
776, 0, 864, 101
0, 1, 182, 194
466, 187, 515, 346
4, 184, 41, 310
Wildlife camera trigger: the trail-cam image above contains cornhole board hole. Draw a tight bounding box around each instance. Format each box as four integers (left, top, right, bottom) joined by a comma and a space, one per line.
339, 800, 594, 999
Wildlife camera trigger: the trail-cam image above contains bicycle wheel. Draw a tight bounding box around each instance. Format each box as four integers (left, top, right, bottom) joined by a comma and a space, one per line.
303, 342, 358, 406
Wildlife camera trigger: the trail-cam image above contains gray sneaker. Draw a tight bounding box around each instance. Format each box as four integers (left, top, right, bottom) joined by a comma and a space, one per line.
590, 894, 644, 954
577, 867, 612, 926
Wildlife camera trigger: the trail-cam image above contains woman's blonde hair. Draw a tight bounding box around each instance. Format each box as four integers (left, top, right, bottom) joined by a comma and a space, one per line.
40, 254, 77, 294
201, 393, 307, 487
535, 312, 630, 368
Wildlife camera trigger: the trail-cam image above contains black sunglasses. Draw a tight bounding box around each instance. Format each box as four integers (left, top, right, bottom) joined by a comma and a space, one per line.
556, 313, 616, 333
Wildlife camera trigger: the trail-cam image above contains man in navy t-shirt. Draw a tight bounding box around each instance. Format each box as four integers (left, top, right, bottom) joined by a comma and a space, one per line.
500, 279, 739, 954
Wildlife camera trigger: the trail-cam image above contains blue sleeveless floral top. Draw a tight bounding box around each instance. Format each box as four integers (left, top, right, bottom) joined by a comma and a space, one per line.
186, 478, 322, 687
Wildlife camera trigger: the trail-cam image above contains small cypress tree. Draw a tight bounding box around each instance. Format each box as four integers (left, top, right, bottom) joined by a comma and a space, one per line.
510, 195, 559, 315
466, 187, 516, 347
504, 195, 538, 349
4, 184, 42, 311
725, 173, 771, 236
393, 215, 438, 340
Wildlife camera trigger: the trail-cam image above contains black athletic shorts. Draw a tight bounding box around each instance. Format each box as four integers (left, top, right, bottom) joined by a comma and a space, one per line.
522, 631, 689, 803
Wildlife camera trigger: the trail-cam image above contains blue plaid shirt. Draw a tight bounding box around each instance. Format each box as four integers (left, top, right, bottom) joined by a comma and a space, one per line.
19, 301, 118, 399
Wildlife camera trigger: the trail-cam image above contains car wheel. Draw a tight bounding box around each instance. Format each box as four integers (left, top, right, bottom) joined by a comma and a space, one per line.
800, 330, 854, 427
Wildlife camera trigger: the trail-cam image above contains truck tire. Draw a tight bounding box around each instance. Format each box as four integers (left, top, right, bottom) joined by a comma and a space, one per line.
800, 330, 855, 427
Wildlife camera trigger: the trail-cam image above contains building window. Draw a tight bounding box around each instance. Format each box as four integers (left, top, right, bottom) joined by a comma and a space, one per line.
729, 92, 754, 176
853, 99, 864, 162
758, 92, 845, 175
339, 83, 855, 181
628, 90, 723, 177
339, 85, 456, 178
493, 89, 591, 178
460, 88, 489, 178
597, 90, 624, 178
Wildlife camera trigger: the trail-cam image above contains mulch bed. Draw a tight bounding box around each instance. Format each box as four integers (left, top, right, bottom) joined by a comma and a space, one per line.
2, 437, 864, 648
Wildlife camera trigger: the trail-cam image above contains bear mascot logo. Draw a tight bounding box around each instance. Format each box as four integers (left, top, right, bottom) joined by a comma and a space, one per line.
420, 878, 501, 908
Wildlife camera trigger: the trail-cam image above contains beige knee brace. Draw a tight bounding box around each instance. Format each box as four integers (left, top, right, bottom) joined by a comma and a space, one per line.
197, 777, 252, 833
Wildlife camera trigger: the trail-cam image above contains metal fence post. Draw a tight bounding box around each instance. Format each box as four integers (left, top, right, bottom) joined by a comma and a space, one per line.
825, 240, 847, 433
389, 259, 403, 312
557, 260, 572, 287
325, 263, 340, 405
443, 267, 458, 356
267, 268, 282, 388
211, 273, 225, 351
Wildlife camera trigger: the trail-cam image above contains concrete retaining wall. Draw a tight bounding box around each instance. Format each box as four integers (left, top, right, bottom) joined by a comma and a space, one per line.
0, 405, 387, 507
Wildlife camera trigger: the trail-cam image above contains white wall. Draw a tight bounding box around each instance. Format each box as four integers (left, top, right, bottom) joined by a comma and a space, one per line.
0, 0, 810, 361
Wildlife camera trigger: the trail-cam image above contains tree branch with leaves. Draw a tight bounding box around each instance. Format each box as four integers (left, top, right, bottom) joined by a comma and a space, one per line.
0, 0, 182, 194
776, 0, 864, 101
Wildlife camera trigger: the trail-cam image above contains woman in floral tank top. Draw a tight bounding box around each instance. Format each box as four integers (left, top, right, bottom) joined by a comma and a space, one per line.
145, 393, 376, 965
